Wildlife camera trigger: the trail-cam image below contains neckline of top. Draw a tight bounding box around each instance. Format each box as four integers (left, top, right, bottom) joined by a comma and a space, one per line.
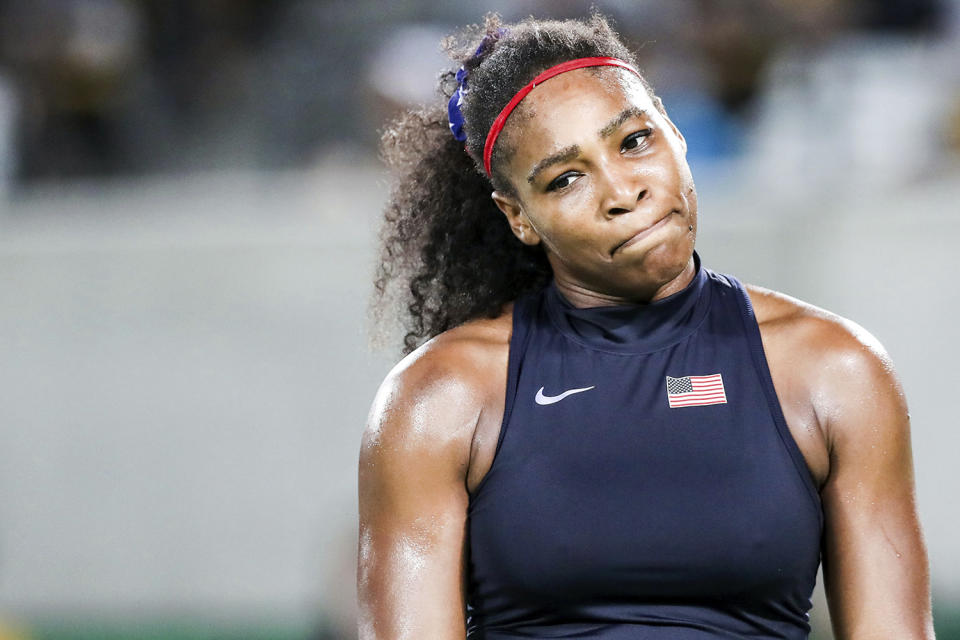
542, 250, 713, 355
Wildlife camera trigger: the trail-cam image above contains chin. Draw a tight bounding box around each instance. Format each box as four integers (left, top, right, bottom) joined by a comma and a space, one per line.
640, 233, 694, 278
599, 244, 691, 300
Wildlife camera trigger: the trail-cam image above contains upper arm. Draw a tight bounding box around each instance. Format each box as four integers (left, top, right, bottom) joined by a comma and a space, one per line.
357, 347, 481, 640
814, 320, 935, 639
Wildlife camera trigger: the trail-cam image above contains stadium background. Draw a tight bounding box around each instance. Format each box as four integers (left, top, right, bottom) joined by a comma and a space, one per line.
0, 1, 958, 638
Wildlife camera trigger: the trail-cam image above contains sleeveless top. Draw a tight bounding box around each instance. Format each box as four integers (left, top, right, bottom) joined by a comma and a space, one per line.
465, 251, 823, 639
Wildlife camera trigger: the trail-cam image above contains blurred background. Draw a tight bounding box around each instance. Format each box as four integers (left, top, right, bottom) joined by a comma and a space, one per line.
0, 0, 958, 638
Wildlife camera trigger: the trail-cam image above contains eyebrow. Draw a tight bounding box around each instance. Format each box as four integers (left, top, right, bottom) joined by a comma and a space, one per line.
526, 107, 648, 184
598, 107, 646, 139
527, 145, 580, 184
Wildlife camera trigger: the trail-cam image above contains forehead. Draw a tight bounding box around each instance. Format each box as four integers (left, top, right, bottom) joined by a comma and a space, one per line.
501, 67, 658, 173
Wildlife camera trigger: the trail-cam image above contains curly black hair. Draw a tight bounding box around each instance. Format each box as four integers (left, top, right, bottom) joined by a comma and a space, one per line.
369, 12, 655, 356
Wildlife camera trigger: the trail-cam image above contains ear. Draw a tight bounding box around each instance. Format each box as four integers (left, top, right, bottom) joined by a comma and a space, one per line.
491, 191, 541, 247
653, 95, 687, 153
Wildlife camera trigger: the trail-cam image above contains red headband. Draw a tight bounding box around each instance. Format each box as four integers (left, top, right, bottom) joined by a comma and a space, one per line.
482, 56, 642, 177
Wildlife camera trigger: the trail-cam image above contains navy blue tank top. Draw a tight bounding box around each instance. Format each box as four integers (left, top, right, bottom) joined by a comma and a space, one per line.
466, 251, 823, 639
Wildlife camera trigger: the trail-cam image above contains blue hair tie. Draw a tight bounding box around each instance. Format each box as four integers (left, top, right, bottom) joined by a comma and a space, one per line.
447, 65, 470, 142
448, 29, 507, 143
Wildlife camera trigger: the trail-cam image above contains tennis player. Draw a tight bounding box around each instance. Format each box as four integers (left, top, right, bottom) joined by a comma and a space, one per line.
358, 13, 934, 640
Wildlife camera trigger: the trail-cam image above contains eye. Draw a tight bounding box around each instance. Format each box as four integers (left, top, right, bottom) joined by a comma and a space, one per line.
546, 171, 581, 192
621, 129, 652, 152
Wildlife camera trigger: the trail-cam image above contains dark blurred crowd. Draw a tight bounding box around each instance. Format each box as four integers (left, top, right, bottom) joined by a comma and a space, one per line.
0, 0, 950, 183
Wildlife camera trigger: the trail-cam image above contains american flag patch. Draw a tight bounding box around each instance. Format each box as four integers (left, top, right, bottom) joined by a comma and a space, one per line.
666, 373, 727, 408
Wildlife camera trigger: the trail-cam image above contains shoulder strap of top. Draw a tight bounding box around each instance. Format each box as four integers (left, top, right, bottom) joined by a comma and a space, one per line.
723, 272, 824, 528
467, 287, 539, 499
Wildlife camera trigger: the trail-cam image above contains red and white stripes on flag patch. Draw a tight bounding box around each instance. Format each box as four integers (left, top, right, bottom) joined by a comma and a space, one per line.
665, 373, 727, 408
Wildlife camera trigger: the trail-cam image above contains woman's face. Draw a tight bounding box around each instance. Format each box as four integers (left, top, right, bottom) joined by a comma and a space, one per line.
491, 67, 697, 304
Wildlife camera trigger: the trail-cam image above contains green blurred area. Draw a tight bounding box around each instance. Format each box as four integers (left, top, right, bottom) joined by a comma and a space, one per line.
932, 605, 960, 640
1, 605, 957, 640
0, 618, 329, 640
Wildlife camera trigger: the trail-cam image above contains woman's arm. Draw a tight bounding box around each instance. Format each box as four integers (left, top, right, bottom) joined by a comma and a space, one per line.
357, 345, 481, 640
815, 320, 935, 639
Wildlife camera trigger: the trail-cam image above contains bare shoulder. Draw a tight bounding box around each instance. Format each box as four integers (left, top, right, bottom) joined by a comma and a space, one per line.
357, 306, 514, 639
362, 305, 514, 464
744, 282, 892, 365
739, 290, 929, 637
743, 283, 905, 444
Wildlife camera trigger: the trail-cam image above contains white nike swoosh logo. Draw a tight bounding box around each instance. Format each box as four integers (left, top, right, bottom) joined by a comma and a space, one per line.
535, 385, 596, 405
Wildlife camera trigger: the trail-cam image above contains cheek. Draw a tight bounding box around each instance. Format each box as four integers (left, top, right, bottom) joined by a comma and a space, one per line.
534, 208, 605, 256
670, 147, 695, 187
531, 186, 597, 230
650, 156, 694, 203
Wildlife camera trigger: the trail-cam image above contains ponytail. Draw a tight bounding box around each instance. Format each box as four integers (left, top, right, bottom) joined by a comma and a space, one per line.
369, 101, 550, 356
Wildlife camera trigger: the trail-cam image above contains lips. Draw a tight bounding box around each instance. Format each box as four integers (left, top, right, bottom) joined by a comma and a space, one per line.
612, 210, 676, 255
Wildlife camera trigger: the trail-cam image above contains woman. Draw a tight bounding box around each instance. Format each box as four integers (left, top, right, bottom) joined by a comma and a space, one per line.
358, 13, 934, 640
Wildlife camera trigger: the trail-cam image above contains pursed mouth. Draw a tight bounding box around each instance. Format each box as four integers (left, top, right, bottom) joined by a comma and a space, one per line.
611, 209, 677, 256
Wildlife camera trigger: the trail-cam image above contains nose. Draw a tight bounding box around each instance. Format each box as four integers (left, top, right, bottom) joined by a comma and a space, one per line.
598, 162, 648, 216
